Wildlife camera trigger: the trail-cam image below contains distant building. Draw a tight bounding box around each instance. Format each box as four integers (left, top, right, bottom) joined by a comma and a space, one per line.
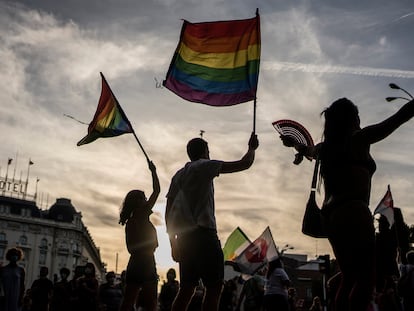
0, 194, 106, 286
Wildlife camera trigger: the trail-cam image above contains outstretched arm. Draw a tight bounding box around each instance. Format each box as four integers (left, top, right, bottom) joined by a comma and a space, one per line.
220, 132, 259, 173
358, 99, 414, 144
146, 160, 160, 209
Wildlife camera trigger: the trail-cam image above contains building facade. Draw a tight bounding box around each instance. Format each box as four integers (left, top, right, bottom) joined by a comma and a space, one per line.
0, 194, 106, 286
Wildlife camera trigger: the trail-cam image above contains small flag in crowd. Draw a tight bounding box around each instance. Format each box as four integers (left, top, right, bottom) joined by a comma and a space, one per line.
163, 12, 260, 106
374, 185, 394, 227
232, 226, 279, 274
77, 73, 133, 146
222, 227, 251, 261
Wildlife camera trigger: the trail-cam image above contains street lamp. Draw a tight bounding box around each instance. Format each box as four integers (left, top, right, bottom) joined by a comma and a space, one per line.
280, 244, 294, 256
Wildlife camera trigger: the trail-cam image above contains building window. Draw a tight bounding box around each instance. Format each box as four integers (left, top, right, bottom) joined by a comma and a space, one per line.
40, 238, 48, 248
58, 255, 68, 266
72, 243, 80, 253
39, 251, 46, 265
0, 232, 6, 241
0, 204, 10, 214
73, 256, 79, 267
19, 235, 28, 245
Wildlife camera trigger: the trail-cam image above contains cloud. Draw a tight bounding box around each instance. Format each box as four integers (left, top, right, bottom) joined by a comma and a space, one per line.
262, 61, 414, 79
2, 1, 414, 273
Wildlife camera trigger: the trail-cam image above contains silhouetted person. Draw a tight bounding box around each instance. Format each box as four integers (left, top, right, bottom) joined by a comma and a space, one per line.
309, 296, 323, 311
159, 268, 179, 311
119, 160, 160, 311
0, 247, 25, 311
99, 271, 123, 311
219, 278, 237, 311
375, 215, 399, 294
166, 133, 259, 311
51, 267, 72, 311
22, 289, 32, 311
235, 274, 265, 311
282, 96, 414, 311
69, 265, 85, 309
398, 250, 414, 311
263, 258, 290, 311
288, 287, 297, 311
77, 263, 99, 311
31, 266, 54, 311
393, 208, 410, 265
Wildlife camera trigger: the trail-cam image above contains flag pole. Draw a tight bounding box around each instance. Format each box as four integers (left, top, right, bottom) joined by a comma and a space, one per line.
132, 131, 150, 162
253, 8, 260, 134
100, 72, 151, 162
253, 98, 257, 134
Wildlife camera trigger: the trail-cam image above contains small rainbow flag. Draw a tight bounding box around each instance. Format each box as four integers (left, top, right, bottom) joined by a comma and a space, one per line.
163, 12, 260, 106
77, 73, 133, 146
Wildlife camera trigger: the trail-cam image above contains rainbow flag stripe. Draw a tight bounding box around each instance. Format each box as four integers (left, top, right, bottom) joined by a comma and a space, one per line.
164, 14, 260, 106
77, 73, 133, 146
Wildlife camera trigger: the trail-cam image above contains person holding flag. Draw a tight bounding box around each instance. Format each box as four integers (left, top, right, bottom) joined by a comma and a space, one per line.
166, 132, 258, 311
281, 95, 414, 311
119, 159, 160, 311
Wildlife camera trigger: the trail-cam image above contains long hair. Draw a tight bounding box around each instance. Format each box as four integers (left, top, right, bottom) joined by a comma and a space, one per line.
321, 98, 359, 143
119, 189, 145, 225
320, 98, 359, 183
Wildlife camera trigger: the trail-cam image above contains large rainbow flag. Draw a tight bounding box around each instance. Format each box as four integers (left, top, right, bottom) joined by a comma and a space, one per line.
163, 12, 260, 106
77, 73, 133, 146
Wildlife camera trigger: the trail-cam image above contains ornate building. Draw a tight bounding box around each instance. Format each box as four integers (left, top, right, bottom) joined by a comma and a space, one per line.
0, 193, 106, 286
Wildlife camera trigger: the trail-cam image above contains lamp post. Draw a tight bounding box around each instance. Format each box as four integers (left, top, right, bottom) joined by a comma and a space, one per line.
280, 244, 294, 256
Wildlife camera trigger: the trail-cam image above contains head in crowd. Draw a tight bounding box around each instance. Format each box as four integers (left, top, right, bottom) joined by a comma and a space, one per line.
6, 247, 24, 262
187, 138, 209, 161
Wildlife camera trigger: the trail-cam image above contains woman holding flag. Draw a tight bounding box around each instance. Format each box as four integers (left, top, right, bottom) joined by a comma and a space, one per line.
282, 95, 414, 311
119, 159, 160, 311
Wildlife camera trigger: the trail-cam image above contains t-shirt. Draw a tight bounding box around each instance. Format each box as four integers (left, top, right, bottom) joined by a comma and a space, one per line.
166, 159, 222, 232
264, 268, 290, 296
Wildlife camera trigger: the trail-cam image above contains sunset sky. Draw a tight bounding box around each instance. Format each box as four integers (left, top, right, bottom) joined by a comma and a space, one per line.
1, 0, 414, 277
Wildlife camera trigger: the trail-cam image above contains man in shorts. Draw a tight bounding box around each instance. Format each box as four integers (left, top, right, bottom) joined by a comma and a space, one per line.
166, 132, 259, 311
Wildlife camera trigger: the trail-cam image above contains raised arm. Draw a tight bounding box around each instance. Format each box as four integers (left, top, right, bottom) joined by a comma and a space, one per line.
146, 160, 160, 209
358, 99, 414, 144
220, 132, 259, 173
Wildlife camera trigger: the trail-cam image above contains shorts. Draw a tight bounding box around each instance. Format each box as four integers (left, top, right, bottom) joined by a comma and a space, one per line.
125, 251, 158, 285
178, 227, 224, 287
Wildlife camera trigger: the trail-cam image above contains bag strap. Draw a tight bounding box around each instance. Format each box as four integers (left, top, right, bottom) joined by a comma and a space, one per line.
311, 158, 320, 192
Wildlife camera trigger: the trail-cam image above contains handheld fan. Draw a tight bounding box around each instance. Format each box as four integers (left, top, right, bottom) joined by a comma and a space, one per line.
272, 119, 314, 163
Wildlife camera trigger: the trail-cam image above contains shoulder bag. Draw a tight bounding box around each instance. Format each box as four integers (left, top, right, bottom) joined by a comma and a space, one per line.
302, 158, 328, 238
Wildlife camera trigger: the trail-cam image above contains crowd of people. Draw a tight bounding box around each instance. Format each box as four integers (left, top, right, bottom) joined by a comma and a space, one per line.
2, 95, 414, 311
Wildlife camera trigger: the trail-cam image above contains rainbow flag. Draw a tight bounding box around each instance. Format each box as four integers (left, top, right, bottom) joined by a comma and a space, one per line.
163, 12, 260, 106
77, 73, 133, 146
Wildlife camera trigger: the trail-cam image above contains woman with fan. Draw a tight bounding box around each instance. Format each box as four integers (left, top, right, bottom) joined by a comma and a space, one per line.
281, 97, 414, 311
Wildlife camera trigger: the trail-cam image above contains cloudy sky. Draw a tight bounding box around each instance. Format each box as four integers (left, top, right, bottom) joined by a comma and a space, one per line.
2, 0, 414, 277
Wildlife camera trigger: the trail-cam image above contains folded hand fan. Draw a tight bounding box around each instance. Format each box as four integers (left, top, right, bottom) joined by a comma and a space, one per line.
272, 119, 314, 163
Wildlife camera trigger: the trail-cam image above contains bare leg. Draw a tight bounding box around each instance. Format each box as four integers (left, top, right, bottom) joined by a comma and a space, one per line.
119, 283, 140, 311
171, 284, 195, 311
202, 283, 223, 311
139, 281, 158, 311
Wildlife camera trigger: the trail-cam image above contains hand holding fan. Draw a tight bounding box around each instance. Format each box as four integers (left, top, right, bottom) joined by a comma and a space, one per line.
272, 119, 314, 164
